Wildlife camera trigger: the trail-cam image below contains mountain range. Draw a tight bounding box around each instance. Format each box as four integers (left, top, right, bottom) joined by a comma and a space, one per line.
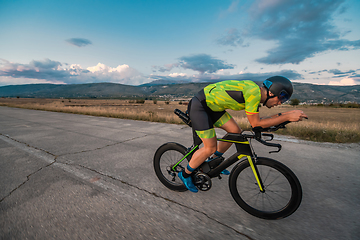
0, 80, 359, 103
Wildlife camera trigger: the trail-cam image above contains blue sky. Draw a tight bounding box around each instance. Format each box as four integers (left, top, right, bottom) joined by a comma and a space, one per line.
1, 0, 360, 86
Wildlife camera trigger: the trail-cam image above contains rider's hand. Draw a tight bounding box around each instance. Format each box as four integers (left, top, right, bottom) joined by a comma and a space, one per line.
285, 110, 308, 122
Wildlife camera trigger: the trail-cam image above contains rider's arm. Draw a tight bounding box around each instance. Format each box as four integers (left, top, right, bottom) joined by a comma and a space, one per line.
247, 110, 307, 128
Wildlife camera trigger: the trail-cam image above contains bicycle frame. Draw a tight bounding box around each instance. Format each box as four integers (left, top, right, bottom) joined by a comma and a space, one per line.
171, 129, 265, 192
164, 109, 303, 219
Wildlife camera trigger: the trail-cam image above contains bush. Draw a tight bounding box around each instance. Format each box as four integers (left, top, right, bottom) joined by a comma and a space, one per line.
327, 103, 359, 108
290, 99, 300, 106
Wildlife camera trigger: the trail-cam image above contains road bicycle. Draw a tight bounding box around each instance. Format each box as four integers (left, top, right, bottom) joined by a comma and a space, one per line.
153, 109, 302, 220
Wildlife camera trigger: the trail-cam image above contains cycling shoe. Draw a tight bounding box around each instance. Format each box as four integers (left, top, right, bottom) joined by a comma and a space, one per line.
178, 171, 198, 193
221, 169, 230, 175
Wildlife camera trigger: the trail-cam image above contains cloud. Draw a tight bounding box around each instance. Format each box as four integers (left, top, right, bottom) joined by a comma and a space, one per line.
256, 39, 360, 65
66, 38, 92, 47
178, 54, 235, 74
152, 54, 235, 74
85, 63, 145, 85
0, 59, 147, 85
150, 69, 302, 83
219, 0, 240, 18
308, 68, 360, 78
168, 73, 188, 78
0, 58, 70, 80
217, 28, 244, 47
328, 69, 356, 76
219, 0, 360, 64
152, 63, 179, 72
252, 0, 360, 64
329, 77, 357, 85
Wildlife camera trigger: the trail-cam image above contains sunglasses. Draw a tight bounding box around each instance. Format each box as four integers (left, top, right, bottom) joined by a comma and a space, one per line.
278, 91, 290, 103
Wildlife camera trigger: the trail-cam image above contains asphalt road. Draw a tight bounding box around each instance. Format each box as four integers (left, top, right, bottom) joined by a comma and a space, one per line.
0, 106, 359, 240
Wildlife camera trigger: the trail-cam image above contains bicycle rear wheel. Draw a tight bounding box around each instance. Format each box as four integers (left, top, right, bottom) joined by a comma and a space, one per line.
229, 157, 302, 220
153, 142, 188, 191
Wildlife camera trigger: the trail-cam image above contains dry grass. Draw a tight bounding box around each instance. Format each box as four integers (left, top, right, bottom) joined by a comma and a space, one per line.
229, 105, 360, 143
1, 98, 359, 143
0, 98, 187, 124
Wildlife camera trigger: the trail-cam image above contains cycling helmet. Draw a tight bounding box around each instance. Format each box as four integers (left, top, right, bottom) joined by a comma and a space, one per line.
262, 76, 293, 106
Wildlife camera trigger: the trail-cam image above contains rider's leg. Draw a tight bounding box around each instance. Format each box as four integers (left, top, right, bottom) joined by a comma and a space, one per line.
179, 136, 216, 193
212, 117, 241, 175
217, 117, 242, 154
185, 137, 217, 174
181, 91, 221, 191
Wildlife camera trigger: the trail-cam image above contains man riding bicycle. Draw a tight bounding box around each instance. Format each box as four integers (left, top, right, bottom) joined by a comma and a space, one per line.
179, 76, 308, 193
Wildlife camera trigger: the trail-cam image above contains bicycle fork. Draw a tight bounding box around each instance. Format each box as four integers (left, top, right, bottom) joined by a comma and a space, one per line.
241, 154, 265, 192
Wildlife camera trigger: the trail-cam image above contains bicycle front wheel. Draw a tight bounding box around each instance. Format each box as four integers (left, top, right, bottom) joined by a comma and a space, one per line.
153, 142, 188, 191
229, 157, 302, 220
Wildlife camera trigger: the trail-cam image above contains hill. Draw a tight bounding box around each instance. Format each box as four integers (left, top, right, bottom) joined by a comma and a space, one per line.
0, 81, 359, 103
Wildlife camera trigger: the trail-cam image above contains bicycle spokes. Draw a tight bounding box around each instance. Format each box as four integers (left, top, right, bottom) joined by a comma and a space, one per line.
237, 164, 292, 212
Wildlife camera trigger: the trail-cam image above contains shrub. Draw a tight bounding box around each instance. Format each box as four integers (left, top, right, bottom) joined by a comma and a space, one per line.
290, 98, 300, 106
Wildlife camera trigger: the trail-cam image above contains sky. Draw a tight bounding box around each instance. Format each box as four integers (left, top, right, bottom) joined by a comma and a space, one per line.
1, 0, 360, 86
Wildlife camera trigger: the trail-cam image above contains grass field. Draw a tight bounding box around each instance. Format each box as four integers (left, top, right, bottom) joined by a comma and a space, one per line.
1, 98, 359, 143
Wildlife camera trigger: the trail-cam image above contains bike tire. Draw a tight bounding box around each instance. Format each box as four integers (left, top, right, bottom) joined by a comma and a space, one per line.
153, 142, 188, 191
229, 157, 302, 220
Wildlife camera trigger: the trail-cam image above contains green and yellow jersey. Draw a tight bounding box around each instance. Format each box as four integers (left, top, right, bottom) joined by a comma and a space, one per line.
203, 80, 261, 115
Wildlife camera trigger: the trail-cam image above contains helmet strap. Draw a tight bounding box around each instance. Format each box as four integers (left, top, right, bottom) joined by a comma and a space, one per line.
262, 88, 276, 106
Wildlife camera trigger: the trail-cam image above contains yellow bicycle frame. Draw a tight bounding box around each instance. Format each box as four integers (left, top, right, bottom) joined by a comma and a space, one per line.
238, 154, 264, 192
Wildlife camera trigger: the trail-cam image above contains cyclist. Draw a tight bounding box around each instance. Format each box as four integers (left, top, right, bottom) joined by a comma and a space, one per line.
179, 76, 308, 192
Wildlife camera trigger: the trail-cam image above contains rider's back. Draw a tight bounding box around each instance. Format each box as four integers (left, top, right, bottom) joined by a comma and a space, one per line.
203, 80, 261, 115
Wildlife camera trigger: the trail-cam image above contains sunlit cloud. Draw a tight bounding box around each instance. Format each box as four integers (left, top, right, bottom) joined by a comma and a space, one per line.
0, 58, 70, 80
329, 77, 356, 85
168, 73, 188, 78
0, 59, 148, 86
85, 63, 145, 85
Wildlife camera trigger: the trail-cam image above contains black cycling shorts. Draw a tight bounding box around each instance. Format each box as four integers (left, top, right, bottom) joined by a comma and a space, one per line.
187, 90, 231, 139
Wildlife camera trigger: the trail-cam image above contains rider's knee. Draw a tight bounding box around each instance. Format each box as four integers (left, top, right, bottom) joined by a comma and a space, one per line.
204, 145, 217, 156
230, 127, 242, 134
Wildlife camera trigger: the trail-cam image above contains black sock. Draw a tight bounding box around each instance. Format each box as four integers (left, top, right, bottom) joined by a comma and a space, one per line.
182, 170, 191, 178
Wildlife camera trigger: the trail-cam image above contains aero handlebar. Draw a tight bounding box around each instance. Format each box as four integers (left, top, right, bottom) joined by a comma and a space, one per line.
174, 108, 307, 154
